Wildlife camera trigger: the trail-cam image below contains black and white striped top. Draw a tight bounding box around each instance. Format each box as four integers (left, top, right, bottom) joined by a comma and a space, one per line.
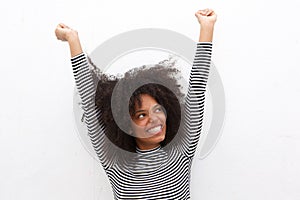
70, 42, 212, 199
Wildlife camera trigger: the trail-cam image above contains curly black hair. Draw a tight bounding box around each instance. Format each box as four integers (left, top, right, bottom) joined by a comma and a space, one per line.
88, 56, 185, 153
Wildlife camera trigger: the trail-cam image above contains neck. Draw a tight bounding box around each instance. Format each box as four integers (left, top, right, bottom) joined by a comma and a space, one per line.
136, 143, 160, 151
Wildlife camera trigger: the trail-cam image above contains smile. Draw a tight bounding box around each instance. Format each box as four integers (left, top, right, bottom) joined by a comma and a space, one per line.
146, 125, 163, 134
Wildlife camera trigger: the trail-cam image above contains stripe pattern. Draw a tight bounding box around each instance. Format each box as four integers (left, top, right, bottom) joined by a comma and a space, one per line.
70, 42, 212, 199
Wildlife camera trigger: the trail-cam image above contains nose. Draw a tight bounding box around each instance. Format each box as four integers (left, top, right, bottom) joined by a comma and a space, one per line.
148, 112, 158, 123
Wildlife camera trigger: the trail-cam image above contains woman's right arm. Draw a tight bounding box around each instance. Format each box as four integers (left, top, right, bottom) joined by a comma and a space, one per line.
55, 24, 116, 169
55, 23, 83, 57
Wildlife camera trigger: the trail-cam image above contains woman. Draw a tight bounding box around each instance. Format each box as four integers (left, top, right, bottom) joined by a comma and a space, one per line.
55, 8, 216, 200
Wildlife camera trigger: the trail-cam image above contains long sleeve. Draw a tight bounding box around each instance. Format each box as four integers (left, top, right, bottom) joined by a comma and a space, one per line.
179, 42, 212, 158
71, 53, 117, 170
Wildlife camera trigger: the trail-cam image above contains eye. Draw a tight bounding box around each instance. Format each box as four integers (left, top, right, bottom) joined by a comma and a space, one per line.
136, 113, 146, 119
155, 108, 161, 112
155, 106, 163, 113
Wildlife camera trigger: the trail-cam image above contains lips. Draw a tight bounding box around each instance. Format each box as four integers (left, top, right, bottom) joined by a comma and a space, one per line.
146, 125, 163, 134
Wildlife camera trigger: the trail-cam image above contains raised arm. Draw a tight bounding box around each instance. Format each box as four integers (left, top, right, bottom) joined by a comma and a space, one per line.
55, 24, 116, 169
55, 23, 83, 57
179, 9, 217, 157
196, 9, 216, 42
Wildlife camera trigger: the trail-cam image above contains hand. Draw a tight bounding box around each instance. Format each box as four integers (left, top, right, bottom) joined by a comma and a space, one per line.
195, 9, 217, 28
55, 23, 78, 42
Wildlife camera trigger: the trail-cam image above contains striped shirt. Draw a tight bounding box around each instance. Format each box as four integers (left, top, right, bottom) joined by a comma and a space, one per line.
70, 42, 212, 199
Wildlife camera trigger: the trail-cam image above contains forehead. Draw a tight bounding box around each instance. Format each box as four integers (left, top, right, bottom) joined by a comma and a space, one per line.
136, 94, 158, 109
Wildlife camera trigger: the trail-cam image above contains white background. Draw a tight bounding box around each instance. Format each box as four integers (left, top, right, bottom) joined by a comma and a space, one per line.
1, 0, 300, 199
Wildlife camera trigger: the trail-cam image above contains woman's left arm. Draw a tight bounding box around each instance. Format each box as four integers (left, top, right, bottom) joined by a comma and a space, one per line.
179, 9, 217, 157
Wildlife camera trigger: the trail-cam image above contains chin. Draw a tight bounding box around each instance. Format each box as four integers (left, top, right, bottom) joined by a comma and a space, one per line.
152, 131, 166, 143
135, 126, 167, 149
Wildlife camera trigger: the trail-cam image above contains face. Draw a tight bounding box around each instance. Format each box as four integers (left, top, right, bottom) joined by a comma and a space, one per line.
130, 94, 167, 150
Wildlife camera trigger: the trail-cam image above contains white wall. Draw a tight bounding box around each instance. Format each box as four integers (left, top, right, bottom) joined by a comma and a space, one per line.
0, 0, 300, 199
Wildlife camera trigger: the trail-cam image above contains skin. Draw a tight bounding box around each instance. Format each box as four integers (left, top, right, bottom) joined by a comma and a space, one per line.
55, 8, 217, 150
130, 94, 167, 150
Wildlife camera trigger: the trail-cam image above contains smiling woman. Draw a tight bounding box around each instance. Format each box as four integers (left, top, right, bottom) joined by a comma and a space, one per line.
95, 65, 183, 152
55, 8, 217, 200
131, 94, 167, 150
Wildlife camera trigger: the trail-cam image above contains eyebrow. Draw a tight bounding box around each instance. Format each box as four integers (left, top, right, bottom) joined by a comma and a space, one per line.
134, 104, 160, 114
134, 109, 146, 114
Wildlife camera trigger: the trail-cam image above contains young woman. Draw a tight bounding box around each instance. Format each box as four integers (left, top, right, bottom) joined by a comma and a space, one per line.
55, 8, 216, 200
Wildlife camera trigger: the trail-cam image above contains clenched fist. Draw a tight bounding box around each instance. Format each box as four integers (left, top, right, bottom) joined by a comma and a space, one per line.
195, 8, 217, 28
55, 23, 78, 42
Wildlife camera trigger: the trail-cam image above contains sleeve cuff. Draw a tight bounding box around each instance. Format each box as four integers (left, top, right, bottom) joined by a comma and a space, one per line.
196, 42, 212, 46
70, 52, 86, 62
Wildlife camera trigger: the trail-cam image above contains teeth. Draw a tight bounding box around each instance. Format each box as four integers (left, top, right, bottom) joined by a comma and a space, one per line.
147, 125, 162, 134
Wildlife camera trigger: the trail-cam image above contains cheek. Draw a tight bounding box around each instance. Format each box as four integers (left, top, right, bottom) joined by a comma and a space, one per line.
132, 119, 148, 127
130, 121, 145, 136
158, 113, 167, 124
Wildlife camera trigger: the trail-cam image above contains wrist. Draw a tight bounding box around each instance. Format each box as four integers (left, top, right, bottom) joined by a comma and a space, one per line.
199, 26, 214, 42
66, 30, 79, 43
200, 23, 215, 31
